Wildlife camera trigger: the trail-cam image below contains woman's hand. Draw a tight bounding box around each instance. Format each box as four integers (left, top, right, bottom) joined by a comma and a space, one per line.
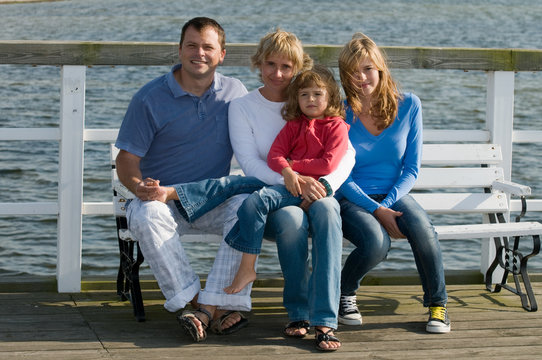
298, 175, 327, 201
373, 207, 406, 239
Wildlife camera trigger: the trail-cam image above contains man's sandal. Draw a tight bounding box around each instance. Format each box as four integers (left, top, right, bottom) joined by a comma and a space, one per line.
177, 308, 212, 342
315, 327, 341, 351
283, 320, 310, 338
210, 310, 248, 335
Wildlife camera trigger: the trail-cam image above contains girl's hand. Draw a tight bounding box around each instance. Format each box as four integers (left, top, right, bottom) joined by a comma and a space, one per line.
373, 207, 406, 239
282, 167, 302, 196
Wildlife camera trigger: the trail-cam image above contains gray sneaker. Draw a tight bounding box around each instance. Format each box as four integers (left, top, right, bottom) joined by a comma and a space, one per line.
338, 295, 362, 325
426, 306, 451, 333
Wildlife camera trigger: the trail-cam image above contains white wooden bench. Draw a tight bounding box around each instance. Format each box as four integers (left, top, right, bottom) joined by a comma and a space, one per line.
111, 143, 541, 321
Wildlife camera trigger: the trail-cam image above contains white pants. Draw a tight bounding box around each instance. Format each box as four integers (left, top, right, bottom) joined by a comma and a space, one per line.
127, 194, 252, 312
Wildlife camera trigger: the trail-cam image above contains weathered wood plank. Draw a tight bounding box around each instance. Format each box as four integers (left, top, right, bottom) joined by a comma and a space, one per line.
0, 40, 541, 71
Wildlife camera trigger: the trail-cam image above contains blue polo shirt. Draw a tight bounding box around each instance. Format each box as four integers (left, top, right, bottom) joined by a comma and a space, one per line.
116, 64, 247, 185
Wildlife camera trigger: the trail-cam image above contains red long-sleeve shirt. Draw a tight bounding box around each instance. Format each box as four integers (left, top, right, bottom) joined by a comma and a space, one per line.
267, 114, 349, 179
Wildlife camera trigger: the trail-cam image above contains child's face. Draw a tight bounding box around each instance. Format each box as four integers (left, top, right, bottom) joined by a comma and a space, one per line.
298, 86, 328, 119
355, 57, 380, 98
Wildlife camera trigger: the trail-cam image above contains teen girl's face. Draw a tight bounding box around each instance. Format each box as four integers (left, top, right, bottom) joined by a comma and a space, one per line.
355, 57, 380, 98
298, 86, 328, 119
260, 53, 295, 99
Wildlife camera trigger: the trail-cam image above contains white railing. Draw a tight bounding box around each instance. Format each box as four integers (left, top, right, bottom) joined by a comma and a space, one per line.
1, 42, 542, 292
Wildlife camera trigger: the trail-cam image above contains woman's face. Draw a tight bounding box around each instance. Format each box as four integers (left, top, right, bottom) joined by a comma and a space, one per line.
260, 53, 295, 97
355, 57, 380, 98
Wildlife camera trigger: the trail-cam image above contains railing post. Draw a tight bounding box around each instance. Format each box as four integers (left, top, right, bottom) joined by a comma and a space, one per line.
482, 71, 515, 282
57, 65, 86, 292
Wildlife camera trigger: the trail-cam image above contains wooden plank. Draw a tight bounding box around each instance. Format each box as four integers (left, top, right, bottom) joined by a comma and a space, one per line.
435, 221, 542, 240
412, 193, 508, 213
414, 167, 503, 189
1, 41, 542, 71
421, 144, 502, 165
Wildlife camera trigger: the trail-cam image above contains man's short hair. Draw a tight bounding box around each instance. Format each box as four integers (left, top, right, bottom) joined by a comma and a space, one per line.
180, 17, 226, 50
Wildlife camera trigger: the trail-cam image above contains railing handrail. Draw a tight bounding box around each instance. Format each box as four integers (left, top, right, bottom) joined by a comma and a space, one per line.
1, 40, 542, 71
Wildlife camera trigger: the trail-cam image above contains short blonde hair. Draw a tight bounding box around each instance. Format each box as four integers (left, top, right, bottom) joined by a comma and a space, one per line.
251, 29, 313, 80
338, 33, 401, 130
281, 64, 344, 121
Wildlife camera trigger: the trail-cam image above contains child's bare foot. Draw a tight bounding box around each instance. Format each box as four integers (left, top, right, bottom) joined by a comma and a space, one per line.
224, 268, 257, 294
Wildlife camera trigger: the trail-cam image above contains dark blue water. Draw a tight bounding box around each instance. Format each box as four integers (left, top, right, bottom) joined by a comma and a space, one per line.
1, 0, 541, 277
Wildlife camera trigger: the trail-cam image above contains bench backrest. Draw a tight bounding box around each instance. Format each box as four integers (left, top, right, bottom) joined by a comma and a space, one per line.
111, 143, 511, 226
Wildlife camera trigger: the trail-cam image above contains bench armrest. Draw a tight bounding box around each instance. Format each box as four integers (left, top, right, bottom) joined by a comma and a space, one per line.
114, 181, 136, 200
492, 180, 531, 197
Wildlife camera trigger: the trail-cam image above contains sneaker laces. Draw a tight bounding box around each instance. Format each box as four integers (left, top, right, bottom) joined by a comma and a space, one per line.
340, 295, 358, 313
429, 306, 446, 322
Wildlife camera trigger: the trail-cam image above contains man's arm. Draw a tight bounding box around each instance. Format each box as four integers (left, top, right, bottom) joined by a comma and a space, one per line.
115, 150, 176, 202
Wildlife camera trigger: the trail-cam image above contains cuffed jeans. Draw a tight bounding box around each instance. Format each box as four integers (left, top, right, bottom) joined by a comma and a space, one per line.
225, 185, 304, 254
264, 197, 342, 329
126, 176, 264, 313
340, 194, 447, 307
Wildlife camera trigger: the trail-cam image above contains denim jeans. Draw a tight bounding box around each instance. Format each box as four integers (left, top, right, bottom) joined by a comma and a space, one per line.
340, 194, 448, 307
264, 197, 342, 329
173, 175, 266, 222
225, 185, 304, 254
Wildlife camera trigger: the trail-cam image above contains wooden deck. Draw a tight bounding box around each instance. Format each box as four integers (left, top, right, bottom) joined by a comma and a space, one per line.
1, 277, 541, 359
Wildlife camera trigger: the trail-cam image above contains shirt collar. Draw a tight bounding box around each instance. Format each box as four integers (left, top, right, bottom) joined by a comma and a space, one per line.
167, 64, 222, 98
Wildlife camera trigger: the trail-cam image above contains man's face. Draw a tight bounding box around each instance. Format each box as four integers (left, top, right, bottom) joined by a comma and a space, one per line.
179, 26, 226, 80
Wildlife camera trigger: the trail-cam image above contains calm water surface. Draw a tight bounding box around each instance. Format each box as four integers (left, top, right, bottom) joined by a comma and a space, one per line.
1, 0, 541, 276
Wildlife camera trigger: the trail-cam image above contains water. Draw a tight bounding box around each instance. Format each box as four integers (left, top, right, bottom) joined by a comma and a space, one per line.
1, 0, 542, 277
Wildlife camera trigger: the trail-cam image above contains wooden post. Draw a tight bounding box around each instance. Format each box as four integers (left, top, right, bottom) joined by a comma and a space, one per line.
482, 71, 515, 282
57, 65, 86, 292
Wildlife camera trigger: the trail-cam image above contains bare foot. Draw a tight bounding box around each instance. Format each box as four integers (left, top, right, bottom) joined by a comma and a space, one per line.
223, 268, 257, 294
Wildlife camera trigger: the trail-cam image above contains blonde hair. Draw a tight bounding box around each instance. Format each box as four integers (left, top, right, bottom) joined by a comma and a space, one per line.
338, 33, 401, 130
251, 29, 313, 80
281, 64, 344, 121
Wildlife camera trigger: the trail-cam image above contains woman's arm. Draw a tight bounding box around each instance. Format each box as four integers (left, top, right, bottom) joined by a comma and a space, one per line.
228, 100, 283, 185
320, 140, 356, 193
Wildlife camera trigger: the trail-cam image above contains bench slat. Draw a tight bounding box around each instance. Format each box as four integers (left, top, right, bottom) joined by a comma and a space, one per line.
414, 167, 504, 189
421, 144, 502, 165
436, 221, 542, 240
412, 193, 508, 213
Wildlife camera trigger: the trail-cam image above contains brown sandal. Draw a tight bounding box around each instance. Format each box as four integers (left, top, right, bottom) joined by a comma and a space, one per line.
177, 308, 211, 342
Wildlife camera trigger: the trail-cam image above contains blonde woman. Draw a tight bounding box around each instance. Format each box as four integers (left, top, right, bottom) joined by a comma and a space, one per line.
229, 30, 355, 351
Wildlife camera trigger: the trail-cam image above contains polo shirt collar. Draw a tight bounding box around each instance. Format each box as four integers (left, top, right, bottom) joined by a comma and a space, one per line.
167, 63, 222, 98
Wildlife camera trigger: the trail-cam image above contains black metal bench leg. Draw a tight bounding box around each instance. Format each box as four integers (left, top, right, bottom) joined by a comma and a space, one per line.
130, 242, 146, 322
486, 234, 540, 312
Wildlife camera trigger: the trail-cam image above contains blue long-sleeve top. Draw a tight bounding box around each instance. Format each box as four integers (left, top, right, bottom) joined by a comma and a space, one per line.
337, 93, 423, 213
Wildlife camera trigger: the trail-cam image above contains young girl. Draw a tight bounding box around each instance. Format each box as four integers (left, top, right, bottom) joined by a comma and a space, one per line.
336, 33, 450, 333
223, 64, 349, 294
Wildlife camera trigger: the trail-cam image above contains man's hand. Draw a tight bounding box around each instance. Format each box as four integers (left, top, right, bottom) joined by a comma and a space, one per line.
373, 207, 406, 239
135, 178, 175, 203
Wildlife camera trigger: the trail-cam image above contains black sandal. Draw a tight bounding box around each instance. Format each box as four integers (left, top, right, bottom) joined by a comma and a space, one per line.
315, 327, 341, 351
283, 320, 310, 338
177, 307, 212, 342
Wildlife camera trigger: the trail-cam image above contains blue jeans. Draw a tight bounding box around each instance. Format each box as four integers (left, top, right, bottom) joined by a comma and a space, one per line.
225, 185, 303, 254
172, 175, 266, 222
264, 197, 342, 329
340, 194, 447, 307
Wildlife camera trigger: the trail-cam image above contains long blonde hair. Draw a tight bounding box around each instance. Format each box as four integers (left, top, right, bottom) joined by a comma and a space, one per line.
281, 64, 344, 121
338, 33, 401, 130
251, 29, 313, 81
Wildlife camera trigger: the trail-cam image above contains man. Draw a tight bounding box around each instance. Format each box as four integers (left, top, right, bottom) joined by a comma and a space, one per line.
115, 17, 250, 342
